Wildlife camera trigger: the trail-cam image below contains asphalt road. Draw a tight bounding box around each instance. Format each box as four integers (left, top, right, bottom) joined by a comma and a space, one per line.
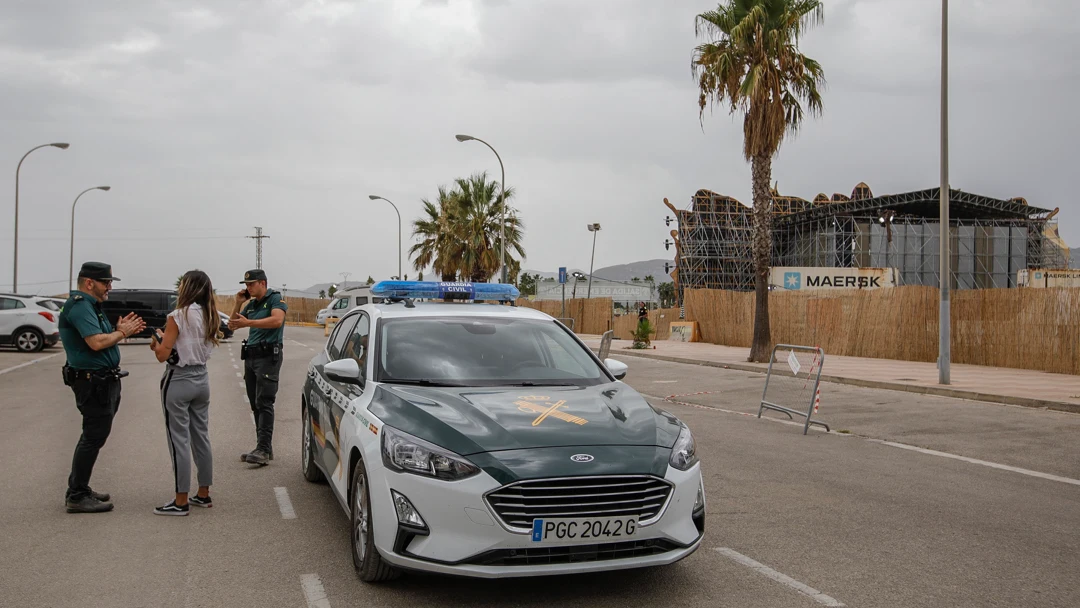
0, 328, 1077, 608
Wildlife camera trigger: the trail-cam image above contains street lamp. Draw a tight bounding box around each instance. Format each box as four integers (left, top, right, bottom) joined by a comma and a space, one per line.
571, 271, 585, 299
69, 186, 111, 290
939, 0, 950, 385
15, 142, 69, 292
368, 195, 402, 282
455, 134, 507, 283
586, 223, 601, 299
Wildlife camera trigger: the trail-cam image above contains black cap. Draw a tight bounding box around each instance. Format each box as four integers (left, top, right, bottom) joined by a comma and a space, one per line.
78, 261, 120, 282
240, 269, 267, 284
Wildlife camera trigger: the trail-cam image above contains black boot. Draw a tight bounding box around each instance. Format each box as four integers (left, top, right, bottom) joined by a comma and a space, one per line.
242, 447, 270, 466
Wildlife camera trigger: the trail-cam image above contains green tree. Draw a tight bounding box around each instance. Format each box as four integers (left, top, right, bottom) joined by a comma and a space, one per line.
658, 282, 676, 308
519, 273, 540, 296
366, 276, 374, 285
409, 172, 525, 283
328, 285, 337, 298
693, 0, 825, 362
318, 289, 326, 299
175, 275, 183, 289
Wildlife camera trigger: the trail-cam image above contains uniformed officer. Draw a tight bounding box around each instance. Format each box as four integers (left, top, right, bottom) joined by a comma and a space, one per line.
228, 269, 288, 466
638, 302, 649, 324
60, 262, 146, 513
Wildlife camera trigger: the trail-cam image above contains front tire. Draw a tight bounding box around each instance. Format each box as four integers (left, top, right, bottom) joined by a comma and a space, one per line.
301, 404, 325, 483
350, 457, 399, 582
15, 328, 44, 353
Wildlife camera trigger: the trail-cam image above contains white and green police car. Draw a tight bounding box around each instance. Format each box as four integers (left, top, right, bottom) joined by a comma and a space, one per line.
301, 281, 705, 581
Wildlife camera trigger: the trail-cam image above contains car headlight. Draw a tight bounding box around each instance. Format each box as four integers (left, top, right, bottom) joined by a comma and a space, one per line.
381, 426, 480, 481
669, 425, 698, 471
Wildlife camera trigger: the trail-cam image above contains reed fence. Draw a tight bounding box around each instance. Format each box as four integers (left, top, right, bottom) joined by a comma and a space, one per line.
682, 286, 1080, 375
214, 295, 330, 325
515, 298, 614, 335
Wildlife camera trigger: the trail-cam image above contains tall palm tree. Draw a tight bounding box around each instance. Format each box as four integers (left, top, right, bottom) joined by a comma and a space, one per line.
409, 185, 465, 281
692, 0, 825, 362
409, 172, 526, 283
452, 172, 525, 283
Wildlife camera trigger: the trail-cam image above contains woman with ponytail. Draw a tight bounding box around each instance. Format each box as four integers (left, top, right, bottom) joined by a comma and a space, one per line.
150, 270, 220, 516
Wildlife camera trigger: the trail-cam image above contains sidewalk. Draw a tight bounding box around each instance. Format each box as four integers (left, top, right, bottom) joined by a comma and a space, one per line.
580, 335, 1080, 414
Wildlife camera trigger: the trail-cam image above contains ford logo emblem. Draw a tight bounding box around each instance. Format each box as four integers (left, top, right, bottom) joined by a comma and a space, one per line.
570, 454, 594, 463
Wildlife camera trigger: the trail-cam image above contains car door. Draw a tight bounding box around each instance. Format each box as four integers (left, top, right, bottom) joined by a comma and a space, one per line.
315, 312, 360, 481
325, 312, 370, 496
0, 297, 24, 338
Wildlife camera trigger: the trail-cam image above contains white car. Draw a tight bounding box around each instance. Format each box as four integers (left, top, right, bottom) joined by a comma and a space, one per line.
301, 281, 705, 582
0, 293, 61, 353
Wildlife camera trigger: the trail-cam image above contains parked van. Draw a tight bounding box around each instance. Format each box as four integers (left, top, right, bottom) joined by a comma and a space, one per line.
100, 289, 177, 338
315, 286, 384, 324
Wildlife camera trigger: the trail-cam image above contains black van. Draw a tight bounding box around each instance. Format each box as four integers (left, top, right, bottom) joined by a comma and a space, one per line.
101, 289, 177, 338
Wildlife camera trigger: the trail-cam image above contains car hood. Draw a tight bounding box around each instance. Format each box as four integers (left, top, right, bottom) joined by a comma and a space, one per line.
367, 383, 683, 457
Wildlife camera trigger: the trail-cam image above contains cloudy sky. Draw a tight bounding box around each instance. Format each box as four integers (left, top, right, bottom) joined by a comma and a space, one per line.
2, 0, 1077, 295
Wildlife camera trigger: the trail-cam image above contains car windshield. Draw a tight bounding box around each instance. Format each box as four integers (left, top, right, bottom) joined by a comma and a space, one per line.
376, 316, 610, 387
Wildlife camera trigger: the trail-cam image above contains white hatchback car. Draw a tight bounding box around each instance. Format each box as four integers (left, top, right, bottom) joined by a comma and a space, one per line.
301, 281, 705, 582
0, 294, 61, 353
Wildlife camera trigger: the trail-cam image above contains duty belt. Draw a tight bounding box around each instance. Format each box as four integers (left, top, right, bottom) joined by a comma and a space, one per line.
63, 366, 128, 385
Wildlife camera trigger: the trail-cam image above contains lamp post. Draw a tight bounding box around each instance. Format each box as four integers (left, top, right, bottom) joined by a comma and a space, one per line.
368, 195, 402, 282
571, 271, 584, 299
15, 142, 70, 292
69, 186, 111, 290
939, 0, 951, 385
455, 134, 507, 283
586, 223, 601, 299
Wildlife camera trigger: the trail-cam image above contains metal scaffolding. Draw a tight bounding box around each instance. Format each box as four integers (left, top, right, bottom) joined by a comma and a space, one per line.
663, 183, 1068, 297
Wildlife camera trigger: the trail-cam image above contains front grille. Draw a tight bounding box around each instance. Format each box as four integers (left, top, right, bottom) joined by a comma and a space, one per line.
485, 475, 674, 532
464, 539, 681, 566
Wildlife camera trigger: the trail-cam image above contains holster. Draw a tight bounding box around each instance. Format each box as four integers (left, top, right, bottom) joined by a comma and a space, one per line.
240, 341, 249, 360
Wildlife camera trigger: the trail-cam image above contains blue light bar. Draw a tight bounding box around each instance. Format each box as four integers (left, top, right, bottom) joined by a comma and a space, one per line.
370, 281, 520, 301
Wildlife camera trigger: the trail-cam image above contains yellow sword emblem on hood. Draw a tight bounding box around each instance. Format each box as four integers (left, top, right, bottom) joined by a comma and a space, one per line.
514, 396, 588, 426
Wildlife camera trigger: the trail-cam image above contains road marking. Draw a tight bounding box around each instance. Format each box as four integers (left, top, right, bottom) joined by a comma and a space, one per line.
239, 381, 245, 388
289, 339, 307, 348
233, 364, 239, 369
274, 487, 297, 519
652, 380, 678, 383
868, 439, 1080, 487
300, 574, 331, 608
715, 548, 845, 606
0, 353, 60, 376
643, 392, 839, 435
236, 372, 242, 378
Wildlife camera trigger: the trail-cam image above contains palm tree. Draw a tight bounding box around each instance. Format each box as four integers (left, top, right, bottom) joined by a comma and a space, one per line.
410, 172, 525, 283
692, 0, 825, 362
410, 185, 466, 281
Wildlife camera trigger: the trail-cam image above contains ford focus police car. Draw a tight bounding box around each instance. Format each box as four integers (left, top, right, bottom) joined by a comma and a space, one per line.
301, 281, 705, 581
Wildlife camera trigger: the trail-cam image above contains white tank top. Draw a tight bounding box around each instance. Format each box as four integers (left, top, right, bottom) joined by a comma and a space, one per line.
168, 304, 215, 366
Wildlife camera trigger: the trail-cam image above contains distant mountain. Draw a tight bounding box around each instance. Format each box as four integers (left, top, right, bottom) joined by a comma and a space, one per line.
521, 259, 674, 283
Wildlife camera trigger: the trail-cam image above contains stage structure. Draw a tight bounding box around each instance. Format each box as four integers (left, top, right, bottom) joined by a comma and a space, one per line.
663, 183, 1068, 302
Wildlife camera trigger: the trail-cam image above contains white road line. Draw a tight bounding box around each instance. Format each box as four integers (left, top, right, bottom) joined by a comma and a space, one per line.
274, 487, 297, 519
715, 548, 845, 606
642, 392, 839, 435
300, 574, 331, 608
652, 380, 678, 383
235, 372, 242, 378
232, 363, 239, 369
289, 339, 307, 348
869, 439, 1080, 487
0, 353, 60, 376
238, 381, 245, 388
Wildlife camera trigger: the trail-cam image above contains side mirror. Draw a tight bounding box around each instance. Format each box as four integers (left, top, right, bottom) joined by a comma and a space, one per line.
325, 358, 363, 385
605, 358, 628, 381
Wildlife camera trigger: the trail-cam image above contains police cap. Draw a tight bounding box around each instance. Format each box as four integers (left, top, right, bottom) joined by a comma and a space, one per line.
78, 261, 120, 282
240, 269, 268, 284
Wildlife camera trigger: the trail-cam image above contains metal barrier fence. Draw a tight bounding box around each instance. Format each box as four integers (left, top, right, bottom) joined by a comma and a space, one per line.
598, 330, 614, 360
758, 344, 829, 434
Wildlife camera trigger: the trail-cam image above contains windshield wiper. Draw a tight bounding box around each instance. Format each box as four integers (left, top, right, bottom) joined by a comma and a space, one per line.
505, 381, 578, 387
382, 379, 466, 388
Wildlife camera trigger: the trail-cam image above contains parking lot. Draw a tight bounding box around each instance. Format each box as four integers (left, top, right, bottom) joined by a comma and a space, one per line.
1, 326, 1077, 608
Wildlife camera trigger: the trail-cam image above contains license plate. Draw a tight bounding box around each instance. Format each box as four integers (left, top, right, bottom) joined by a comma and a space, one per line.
530, 516, 638, 544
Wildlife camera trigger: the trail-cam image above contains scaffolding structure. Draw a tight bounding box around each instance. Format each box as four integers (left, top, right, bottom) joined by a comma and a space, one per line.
663, 183, 1068, 298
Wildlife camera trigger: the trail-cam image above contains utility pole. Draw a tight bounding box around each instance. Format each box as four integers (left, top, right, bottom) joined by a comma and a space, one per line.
248, 227, 270, 270
938, 0, 951, 385
339, 272, 351, 291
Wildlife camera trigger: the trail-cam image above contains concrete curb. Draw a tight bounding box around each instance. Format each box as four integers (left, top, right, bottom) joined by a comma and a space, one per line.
600, 348, 1080, 415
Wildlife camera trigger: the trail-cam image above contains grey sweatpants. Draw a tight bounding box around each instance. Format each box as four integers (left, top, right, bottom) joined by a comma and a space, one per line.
160, 364, 213, 494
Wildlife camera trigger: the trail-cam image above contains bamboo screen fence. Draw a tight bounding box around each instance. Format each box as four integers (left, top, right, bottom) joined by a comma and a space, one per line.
215, 295, 330, 324
515, 298, 614, 335
684, 287, 1080, 375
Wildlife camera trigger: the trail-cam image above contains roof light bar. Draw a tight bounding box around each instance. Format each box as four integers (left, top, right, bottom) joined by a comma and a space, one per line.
370, 281, 520, 302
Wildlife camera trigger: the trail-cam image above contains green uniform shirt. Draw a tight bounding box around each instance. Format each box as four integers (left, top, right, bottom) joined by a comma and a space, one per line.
58, 290, 120, 370
242, 289, 288, 345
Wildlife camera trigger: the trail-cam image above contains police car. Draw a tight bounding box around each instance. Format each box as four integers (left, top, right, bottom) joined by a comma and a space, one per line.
301, 281, 705, 581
